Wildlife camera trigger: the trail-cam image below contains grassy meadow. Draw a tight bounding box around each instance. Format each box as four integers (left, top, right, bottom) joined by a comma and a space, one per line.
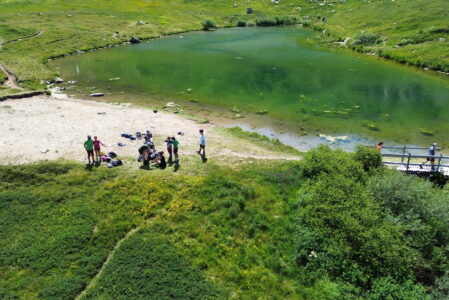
2, 1, 449, 299
2, 148, 449, 299
0, 0, 448, 96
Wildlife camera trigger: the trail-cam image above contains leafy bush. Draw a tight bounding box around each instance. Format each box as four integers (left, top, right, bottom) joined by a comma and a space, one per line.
236, 20, 246, 27
352, 32, 381, 45
365, 277, 428, 300
256, 16, 298, 26
201, 19, 216, 31
354, 145, 383, 174
369, 172, 449, 279
295, 173, 415, 287
300, 145, 366, 182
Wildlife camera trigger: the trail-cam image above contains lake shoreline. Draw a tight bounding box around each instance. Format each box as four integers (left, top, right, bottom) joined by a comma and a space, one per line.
0, 93, 301, 165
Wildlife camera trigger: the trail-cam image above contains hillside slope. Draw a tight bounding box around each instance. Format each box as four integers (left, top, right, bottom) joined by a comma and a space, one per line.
0, 0, 448, 95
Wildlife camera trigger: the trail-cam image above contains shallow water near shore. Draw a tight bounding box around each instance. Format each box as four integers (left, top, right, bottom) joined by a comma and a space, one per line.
52, 27, 449, 147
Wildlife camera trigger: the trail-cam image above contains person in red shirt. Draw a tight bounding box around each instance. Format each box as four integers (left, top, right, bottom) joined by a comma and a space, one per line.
93, 136, 105, 162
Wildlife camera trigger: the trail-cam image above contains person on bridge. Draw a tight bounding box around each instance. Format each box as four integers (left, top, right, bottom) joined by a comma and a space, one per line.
421, 143, 437, 170
374, 142, 384, 151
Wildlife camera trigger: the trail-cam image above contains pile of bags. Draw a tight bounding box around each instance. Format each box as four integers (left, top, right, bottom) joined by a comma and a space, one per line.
101, 151, 123, 168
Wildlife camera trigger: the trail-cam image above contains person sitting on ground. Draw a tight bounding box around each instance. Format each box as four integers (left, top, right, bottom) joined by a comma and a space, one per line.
197, 129, 206, 156
138, 144, 149, 162
84, 135, 94, 164
93, 136, 105, 162
149, 144, 159, 162
165, 137, 173, 161
374, 141, 384, 151
172, 137, 179, 162
421, 143, 437, 169
156, 151, 166, 169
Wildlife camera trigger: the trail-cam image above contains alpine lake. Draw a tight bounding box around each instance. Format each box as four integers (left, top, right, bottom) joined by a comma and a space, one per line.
52, 27, 449, 150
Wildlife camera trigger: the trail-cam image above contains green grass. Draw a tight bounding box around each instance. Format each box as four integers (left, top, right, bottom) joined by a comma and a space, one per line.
83, 228, 223, 299
2, 147, 449, 299
224, 127, 301, 155
0, 160, 305, 299
0, 0, 447, 95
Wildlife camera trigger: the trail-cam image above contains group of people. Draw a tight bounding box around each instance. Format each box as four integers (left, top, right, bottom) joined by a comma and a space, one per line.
83, 136, 105, 164
138, 131, 174, 169
84, 129, 207, 168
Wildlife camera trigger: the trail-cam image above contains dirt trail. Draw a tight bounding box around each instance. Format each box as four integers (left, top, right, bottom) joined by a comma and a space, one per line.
75, 226, 142, 300
0, 64, 23, 90
1, 29, 44, 46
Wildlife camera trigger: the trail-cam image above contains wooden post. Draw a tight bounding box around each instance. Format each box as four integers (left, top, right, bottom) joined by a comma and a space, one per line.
437, 154, 443, 172
401, 146, 406, 163
406, 153, 411, 171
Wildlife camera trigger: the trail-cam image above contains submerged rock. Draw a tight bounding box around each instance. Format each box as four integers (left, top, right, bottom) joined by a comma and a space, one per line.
256, 109, 268, 115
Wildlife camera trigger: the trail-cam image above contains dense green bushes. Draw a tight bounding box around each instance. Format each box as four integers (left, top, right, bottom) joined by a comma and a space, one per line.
352, 32, 381, 45
201, 19, 216, 31
295, 145, 449, 299
2, 150, 449, 299
255, 16, 298, 27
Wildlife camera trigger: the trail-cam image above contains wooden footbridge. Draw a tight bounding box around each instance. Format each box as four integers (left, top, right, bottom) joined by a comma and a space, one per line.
380, 146, 449, 176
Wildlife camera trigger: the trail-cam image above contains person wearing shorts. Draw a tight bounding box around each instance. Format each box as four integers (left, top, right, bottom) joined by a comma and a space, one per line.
421, 143, 437, 169
84, 135, 94, 164
172, 137, 179, 162
93, 136, 105, 162
198, 129, 206, 156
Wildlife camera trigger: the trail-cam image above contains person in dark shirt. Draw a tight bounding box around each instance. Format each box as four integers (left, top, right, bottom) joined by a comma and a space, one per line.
165, 137, 173, 161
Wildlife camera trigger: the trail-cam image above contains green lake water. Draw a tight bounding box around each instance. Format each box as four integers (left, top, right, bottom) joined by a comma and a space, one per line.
53, 27, 449, 147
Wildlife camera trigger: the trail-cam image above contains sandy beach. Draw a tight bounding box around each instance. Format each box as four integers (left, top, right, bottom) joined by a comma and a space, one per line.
0, 95, 212, 164
0, 95, 300, 164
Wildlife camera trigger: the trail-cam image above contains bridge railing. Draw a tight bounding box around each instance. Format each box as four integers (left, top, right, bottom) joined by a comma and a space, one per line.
381, 153, 449, 172
381, 146, 443, 163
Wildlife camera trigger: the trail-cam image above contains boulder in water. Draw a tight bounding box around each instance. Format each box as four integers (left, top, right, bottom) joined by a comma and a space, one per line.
130, 37, 141, 44
90, 93, 105, 97
246, 7, 253, 14
54, 77, 64, 84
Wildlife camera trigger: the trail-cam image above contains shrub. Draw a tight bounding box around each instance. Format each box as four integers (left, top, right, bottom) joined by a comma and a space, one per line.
368, 172, 449, 278
256, 16, 298, 26
352, 32, 381, 45
365, 277, 428, 299
236, 20, 246, 27
300, 145, 367, 182
201, 19, 216, 31
295, 173, 415, 287
354, 145, 383, 174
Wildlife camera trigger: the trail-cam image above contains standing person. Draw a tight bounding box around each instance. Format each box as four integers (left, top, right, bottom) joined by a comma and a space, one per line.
165, 137, 173, 162
421, 143, 437, 169
197, 129, 206, 156
172, 137, 179, 162
145, 130, 153, 145
84, 135, 94, 164
93, 136, 105, 162
374, 141, 384, 151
